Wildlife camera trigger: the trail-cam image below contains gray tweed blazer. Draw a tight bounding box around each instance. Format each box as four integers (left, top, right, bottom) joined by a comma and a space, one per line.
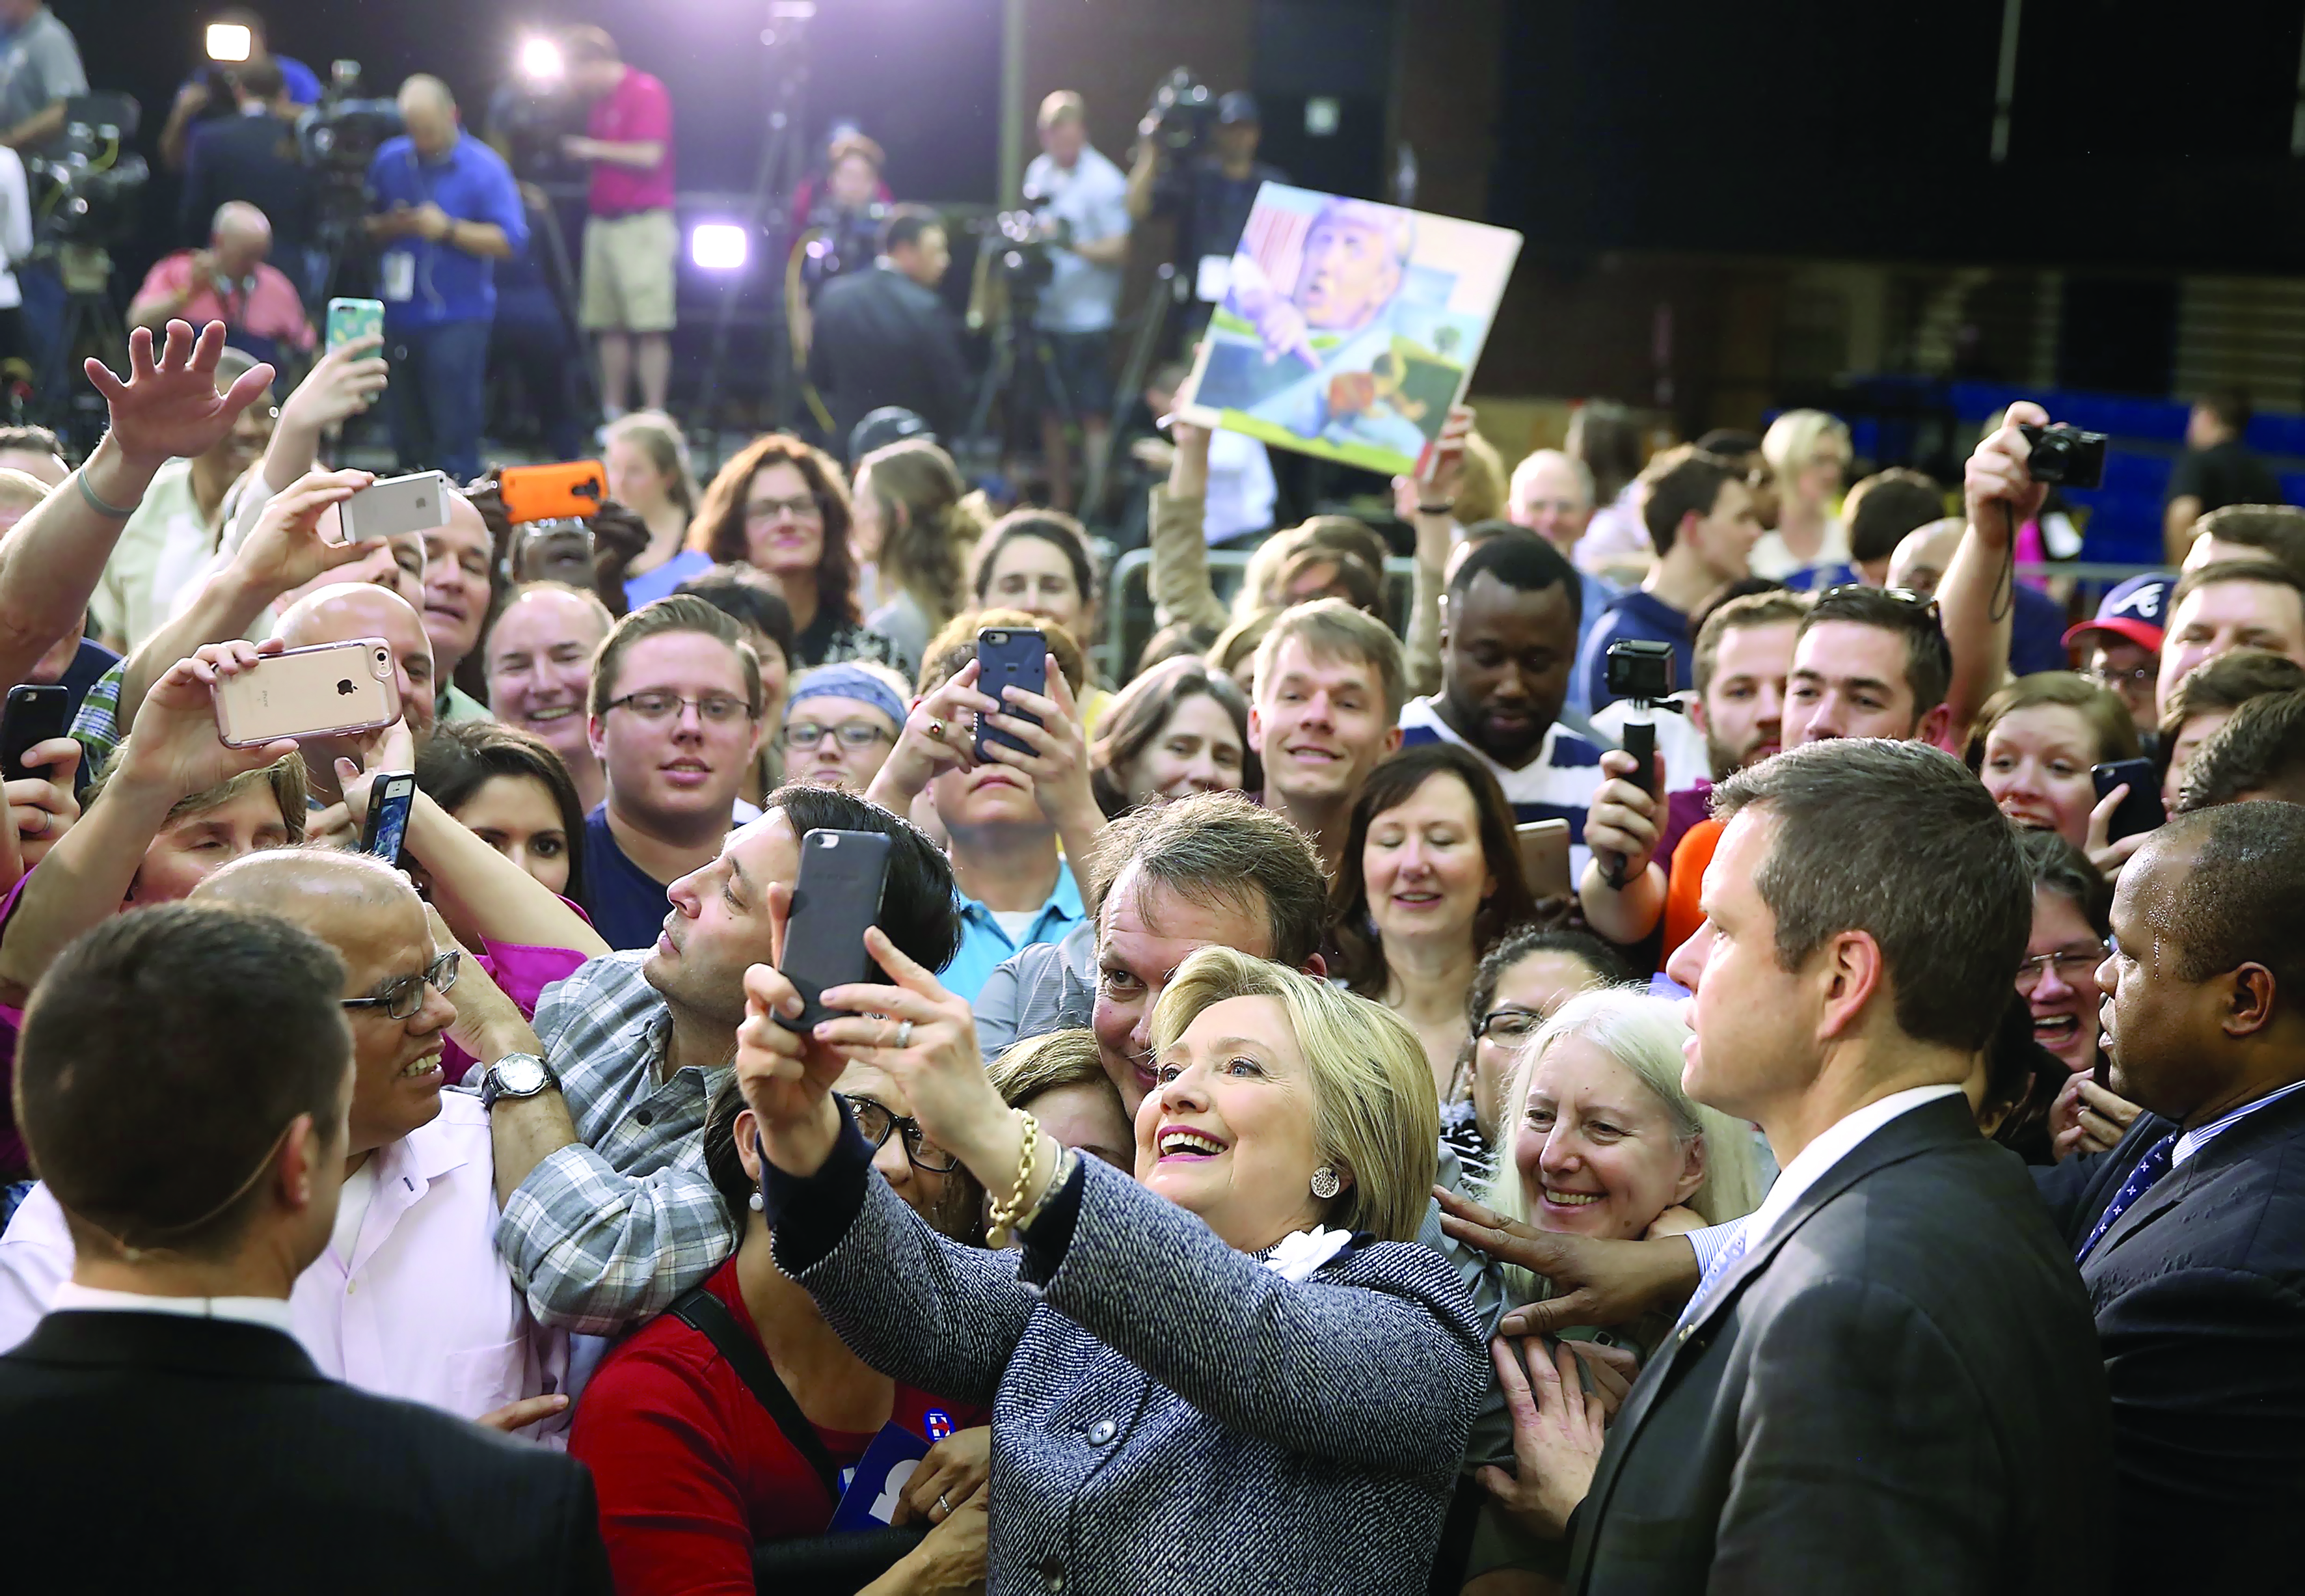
789, 1151, 1487, 1596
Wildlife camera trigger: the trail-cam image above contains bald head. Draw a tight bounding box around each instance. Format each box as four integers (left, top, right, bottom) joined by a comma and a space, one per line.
398, 75, 461, 159
1887, 516, 1965, 599
192, 848, 420, 941
211, 202, 273, 278
275, 582, 437, 740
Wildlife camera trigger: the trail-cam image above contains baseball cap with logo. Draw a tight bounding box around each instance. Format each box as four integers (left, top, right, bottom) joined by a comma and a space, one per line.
2062, 573, 2173, 653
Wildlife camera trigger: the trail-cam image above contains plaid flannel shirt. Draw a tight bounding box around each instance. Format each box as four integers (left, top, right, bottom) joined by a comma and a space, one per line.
495, 951, 737, 1335
68, 658, 127, 776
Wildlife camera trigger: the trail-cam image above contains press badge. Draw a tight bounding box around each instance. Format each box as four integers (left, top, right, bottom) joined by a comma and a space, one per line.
380, 250, 415, 303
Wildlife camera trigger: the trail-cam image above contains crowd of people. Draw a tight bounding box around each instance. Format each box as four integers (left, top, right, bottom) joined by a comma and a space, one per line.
0, 304, 2298, 1594
0, 19, 2300, 1593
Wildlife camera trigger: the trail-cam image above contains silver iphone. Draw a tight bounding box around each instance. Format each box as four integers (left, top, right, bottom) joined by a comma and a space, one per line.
338, 470, 452, 544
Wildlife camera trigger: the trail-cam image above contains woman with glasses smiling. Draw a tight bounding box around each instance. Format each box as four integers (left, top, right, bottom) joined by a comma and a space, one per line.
1444, 926, 1630, 1170
780, 660, 909, 794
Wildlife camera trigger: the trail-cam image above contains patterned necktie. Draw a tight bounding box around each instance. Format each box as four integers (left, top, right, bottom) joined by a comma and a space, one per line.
1675, 1223, 1749, 1331
2075, 1129, 2179, 1264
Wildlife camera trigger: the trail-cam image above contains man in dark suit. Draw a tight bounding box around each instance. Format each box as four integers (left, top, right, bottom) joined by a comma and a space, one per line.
180, 57, 317, 291
1490, 740, 2111, 1593
0, 902, 610, 1593
2035, 802, 2305, 1593
807, 204, 969, 456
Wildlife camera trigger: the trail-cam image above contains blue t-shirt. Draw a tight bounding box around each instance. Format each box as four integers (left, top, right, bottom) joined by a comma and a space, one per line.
942, 868, 1088, 1005
624, 548, 713, 612
180, 54, 322, 106
1578, 589, 1694, 713
582, 804, 673, 953
365, 132, 529, 331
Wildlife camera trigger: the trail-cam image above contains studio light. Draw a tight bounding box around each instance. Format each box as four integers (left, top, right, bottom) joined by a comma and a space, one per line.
518, 34, 565, 86
691, 223, 748, 272
206, 22, 253, 64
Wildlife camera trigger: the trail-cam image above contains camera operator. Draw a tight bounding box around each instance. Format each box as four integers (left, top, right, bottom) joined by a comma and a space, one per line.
1126, 90, 1282, 344
157, 9, 321, 173
128, 200, 314, 372
0, 0, 83, 159
178, 58, 315, 288
558, 27, 675, 422
363, 75, 526, 483
1022, 91, 1130, 514
807, 204, 966, 455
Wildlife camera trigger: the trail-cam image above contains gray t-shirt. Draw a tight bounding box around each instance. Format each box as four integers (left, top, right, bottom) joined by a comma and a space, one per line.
0, 8, 86, 157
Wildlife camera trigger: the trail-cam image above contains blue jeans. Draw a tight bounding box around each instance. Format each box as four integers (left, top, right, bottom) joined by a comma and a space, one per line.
17, 260, 66, 397
387, 317, 491, 483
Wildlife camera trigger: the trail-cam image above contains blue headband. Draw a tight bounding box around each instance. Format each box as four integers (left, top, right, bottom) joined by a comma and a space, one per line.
785, 663, 906, 729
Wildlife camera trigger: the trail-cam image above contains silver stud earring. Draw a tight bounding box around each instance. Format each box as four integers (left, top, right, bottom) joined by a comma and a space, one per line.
748, 1192, 764, 1213
1309, 1165, 1341, 1200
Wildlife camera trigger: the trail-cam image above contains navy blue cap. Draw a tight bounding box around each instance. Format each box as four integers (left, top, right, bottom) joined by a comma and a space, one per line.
1217, 91, 1261, 126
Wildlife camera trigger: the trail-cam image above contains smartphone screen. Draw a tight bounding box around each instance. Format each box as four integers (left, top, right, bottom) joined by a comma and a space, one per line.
360, 772, 416, 865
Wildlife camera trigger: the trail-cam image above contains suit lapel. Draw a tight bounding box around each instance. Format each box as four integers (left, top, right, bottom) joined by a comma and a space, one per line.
2085, 1089, 2305, 1264
1573, 1094, 1978, 1578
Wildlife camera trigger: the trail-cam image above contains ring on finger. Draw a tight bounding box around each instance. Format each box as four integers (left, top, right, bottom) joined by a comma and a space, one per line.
927, 718, 945, 742
936, 1493, 952, 1517
20, 809, 44, 837
896, 1018, 914, 1049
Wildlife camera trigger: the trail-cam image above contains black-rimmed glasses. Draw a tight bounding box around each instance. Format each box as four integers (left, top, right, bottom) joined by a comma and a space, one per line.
1476, 1005, 1544, 1045
846, 1096, 960, 1172
342, 951, 461, 1021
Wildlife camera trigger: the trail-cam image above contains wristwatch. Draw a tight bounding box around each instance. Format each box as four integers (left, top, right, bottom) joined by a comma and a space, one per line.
480, 1051, 558, 1111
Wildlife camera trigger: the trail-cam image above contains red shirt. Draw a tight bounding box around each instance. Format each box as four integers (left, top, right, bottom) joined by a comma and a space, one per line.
570, 1257, 979, 1596
586, 66, 675, 215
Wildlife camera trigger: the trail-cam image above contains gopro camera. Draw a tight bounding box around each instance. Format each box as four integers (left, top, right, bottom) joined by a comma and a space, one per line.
1605, 638, 1676, 704
2017, 423, 2107, 490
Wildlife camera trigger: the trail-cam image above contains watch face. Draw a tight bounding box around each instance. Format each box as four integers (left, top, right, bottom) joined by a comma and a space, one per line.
492, 1054, 548, 1096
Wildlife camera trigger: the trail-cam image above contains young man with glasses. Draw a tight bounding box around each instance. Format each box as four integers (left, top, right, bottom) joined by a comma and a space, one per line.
779, 660, 906, 794
582, 595, 767, 951
0, 850, 574, 1437
2062, 574, 2172, 743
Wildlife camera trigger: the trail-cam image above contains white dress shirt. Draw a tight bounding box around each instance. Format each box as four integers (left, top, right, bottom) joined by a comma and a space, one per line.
1737, 1083, 1965, 1253
49, 1282, 295, 1334
0, 1093, 569, 1433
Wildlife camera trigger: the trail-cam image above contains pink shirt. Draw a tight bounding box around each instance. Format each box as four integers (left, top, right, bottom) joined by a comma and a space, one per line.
134, 251, 316, 351
443, 938, 589, 1085
586, 67, 675, 215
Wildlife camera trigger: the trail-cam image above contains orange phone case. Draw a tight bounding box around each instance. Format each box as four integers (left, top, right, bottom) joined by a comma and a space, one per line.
499, 460, 608, 524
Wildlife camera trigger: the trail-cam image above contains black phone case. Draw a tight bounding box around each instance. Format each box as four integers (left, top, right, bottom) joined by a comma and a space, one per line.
975, 630, 1047, 759
360, 774, 417, 863
777, 829, 895, 1031
0, 686, 70, 783
2092, 759, 2164, 844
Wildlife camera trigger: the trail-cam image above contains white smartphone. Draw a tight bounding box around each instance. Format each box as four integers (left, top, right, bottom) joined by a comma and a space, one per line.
213, 638, 402, 748
1515, 818, 1573, 901
338, 470, 452, 545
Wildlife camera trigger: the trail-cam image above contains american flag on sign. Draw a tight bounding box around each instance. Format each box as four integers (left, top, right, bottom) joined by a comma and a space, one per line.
1241, 203, 1312, 306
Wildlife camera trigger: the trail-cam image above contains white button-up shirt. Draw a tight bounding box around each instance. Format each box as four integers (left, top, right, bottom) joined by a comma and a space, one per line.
0, 1092, 568, 1435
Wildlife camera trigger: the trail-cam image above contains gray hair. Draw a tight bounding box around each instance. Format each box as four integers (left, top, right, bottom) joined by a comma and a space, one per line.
1713, 738, 2029, 1054
1509, 448, 1595, 512
1482, 987, 1766, 1298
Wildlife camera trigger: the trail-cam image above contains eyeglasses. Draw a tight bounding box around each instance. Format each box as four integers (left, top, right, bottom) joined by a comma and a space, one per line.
1477, 1005, 1544, 1044
2088, 664, 2155, 688
744, 493, 831, 524
846, 1096, 960, 1172
783, 719, 894, 751
605, 690, 756, 725
342, 950, 460, 1021
2015, 947, 2105, 990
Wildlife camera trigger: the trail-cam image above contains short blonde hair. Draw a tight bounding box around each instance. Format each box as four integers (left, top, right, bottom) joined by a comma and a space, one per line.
1456, 429, 1507, 528
87, 748, 308, 846
1038, 90, 1085, 130
988, 1027, 1116, 1113
1252, 597, 1407, 721
1760, 408, 1852, 485
1149, 946, 1437, 1243
1483, 988, 1764, 1295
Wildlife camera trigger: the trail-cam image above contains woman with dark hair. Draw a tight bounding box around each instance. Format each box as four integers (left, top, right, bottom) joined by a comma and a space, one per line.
651, 433, 896, 669
1443, 926, 1630, 1168
571, 1073, 993, 1596
969, 509, 1106, 723
1331, 744, 1539, 1099
1086, 656, 1253, 817
414, 720, 591, 912
854, 438, 986, 676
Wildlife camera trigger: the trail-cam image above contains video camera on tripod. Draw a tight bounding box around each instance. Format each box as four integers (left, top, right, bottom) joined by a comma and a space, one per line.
32, 94, 148, 250
299, 61, 402, 200
1141, 67, 1215, 161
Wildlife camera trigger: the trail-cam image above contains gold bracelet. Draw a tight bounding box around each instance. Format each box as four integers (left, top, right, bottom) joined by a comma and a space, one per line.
984, 1111, 1042, 1248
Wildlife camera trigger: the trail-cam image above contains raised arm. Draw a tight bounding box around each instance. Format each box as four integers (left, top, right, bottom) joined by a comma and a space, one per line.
0, 321, 275, 690
1146, 424, 1230, 633
0, 642, 299, 1003
1399, 407, 1474, 699
1939, 403, 2045, 744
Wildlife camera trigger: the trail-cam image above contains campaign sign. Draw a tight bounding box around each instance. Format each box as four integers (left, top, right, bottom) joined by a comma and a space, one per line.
829, 1422, 933, 1533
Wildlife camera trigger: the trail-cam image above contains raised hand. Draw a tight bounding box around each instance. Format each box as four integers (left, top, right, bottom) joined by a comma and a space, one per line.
2083, 782, 2150, 883
870, 660, 998, 807
122, 640, 302, 802
815, 925, 1001, 1160
233, 468, 383, 601
1963, 399, 2050, 543
88, 321, 276, 472
278, 335, 389, 433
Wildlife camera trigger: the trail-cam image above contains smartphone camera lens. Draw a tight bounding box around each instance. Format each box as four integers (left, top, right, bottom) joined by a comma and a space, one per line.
371, 647, 392, 679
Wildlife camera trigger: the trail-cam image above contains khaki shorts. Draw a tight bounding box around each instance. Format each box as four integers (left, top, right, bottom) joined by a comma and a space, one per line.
580, 208, 678, 333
